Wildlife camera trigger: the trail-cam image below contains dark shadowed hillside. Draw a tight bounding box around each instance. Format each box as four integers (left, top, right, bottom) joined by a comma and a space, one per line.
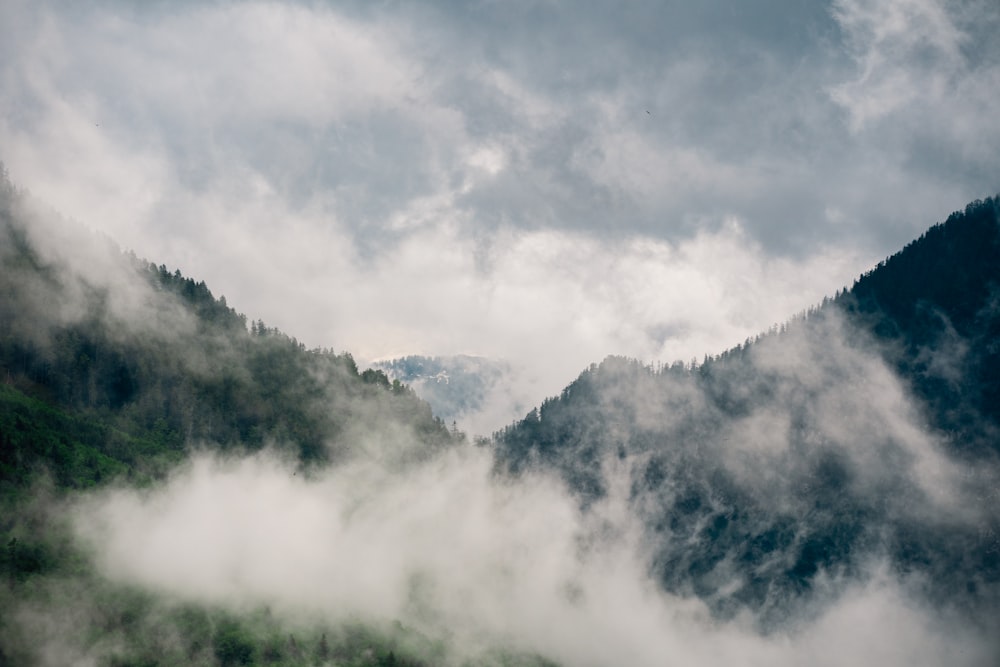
3, 160, 999, 665
494, 197, 1000, 628
0, 168, 458, 493
0, 169, 482, 667
373, 355, 517, 434
843, 198, 1000, 457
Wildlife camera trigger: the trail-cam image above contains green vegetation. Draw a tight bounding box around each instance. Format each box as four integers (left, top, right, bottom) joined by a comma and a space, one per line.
0, 168, 458, 492
842, 197, 1000, 457
0, 559, 456, 667
0, 167, 498, 665
3, 151, 1000, 662
495, 196, 1000, 624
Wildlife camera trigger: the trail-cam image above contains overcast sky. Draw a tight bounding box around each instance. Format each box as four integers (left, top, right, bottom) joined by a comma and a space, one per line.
2, 0, 999, 424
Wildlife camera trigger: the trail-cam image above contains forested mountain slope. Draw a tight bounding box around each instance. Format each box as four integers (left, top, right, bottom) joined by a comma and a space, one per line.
0, 169, 457, 493
845, 198, 1000, 457
373, 355, 516, 435
0, 169, 472, 666
494, 197, 1000, 626
3, 157, 999, 665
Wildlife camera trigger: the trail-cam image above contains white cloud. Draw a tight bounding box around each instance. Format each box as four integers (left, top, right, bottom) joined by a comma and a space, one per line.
1, 0, 997, 433
93, 3, 419, 127
308, 220, 866, 431
829, 0, 979, 131
72, 447, 994, 666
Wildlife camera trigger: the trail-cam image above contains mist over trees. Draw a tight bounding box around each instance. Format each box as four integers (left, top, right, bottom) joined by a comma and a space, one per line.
2, 157, 1000, 666
494, 197, 1000, 628
0, 165, 458, 491
373, 355, 518, 436
0, 167, 473, 666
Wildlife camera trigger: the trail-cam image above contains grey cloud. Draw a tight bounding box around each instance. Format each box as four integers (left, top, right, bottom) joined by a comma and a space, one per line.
491, 300, 1000, 641
7, 0, 990, 257
387, 0, 999, 255
0, 187, 202, 354
3, 3, 999, 662
1, 0, 997, 419
71, 441, 997, 666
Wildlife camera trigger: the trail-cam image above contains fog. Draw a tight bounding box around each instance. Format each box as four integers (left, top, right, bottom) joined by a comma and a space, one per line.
71, 306, 1000, 667
70, 445, 995, 666
0, 181, 201, 351
3, 170, 997, 665
1, 1, 998, 660
4, 0, 998, 431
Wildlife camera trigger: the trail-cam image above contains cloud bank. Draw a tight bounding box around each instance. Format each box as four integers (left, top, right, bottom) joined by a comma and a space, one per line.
71, 443, 995, 667
63, 302, 1000, 663
2, 0, 998, 429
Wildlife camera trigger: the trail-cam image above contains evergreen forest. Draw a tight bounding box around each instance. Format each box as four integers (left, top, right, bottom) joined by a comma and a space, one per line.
2, 161, 999, 664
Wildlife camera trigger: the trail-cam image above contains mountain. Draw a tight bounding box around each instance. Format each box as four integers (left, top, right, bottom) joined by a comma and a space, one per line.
3, 156, 1000, 666
845, 199, 1000, 457
0, 169, 489, 666
0, 171, 460, 492
494, 197, 1000, 628
373, 355, 519, 435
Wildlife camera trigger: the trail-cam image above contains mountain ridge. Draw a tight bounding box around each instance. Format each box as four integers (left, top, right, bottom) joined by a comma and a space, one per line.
0, 165, 461, 492
3, 159, 1000, 663
494, 195, 1000, 626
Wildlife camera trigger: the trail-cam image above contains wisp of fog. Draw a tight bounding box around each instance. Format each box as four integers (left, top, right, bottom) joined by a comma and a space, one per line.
72, 438, 994, 666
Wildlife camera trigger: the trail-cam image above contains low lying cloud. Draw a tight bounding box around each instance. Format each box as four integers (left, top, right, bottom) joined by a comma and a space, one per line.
72, 443, 997, 666
2, 0, 998, 434
0, 187, 200, 351
11, 163, 861, 434
272, 217, 866, 432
